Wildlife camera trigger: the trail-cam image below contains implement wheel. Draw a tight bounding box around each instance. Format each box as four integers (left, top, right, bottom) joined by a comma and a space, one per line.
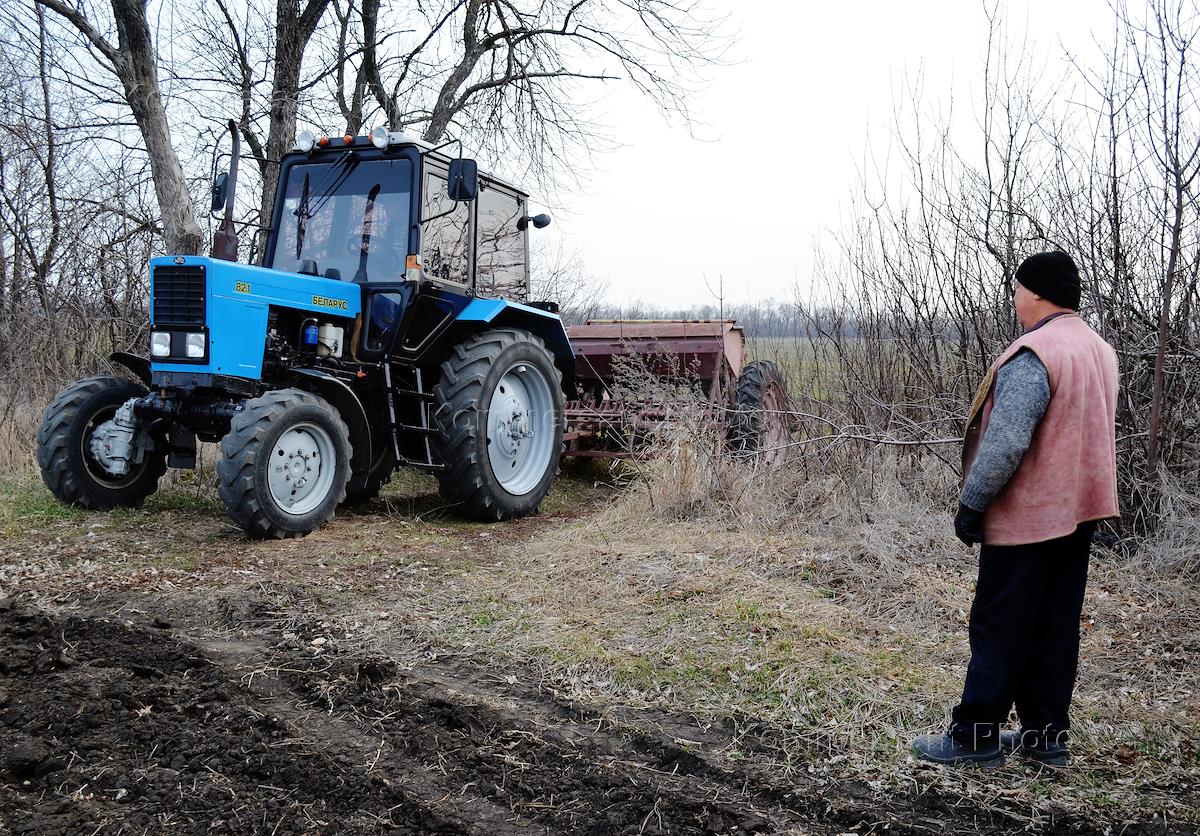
433, 328, 564, 521
217, 389, 351, 539
36, 375, 166, 509
730, 360, 791, 462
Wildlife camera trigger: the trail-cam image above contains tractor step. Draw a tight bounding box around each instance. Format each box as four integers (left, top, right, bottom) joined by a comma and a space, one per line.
383, 362, 441, 469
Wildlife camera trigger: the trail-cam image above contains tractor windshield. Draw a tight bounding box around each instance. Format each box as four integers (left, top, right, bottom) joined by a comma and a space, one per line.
271, 156, 412, 282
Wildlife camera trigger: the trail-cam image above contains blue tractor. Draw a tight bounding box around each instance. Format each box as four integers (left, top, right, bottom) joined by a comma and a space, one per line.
36, 125, 572, 538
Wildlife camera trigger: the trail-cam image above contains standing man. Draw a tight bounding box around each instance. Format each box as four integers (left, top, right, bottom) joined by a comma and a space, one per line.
911, 251, 1120, 768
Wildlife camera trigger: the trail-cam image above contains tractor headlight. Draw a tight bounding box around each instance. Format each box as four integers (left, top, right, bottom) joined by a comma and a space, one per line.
369, 126, 389, 149
185, 332, 206, 358
150, 331, 171, 357
295, 130, 316, 152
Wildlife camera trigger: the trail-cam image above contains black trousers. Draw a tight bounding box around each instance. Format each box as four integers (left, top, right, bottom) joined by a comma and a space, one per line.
949, 522, 1095, 749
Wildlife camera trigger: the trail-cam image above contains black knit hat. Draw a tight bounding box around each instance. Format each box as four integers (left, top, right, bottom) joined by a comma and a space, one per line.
1015, 251, 1081, 310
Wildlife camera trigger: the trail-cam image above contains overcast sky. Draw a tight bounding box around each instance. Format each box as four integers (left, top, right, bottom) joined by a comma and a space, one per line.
534, 0, 1119, 308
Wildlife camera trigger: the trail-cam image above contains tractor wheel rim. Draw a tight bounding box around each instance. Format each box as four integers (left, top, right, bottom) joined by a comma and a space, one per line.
268, 422, 337, 516
487, 361, 555, 496
762, 385, 790, 453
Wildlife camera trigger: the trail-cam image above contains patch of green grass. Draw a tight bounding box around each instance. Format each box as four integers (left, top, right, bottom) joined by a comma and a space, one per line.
545, 635, 676, 695
128, 547, 200, 573
458, 592, 537, 635
541, 471, 612, 514
469, 594, 506, 627
730, 599, 765, 623
0, 474, 224, 539
142, 488, 222, 514
548, 633, 611, 668
610, 654, 662, 691
0, 480, 88, 534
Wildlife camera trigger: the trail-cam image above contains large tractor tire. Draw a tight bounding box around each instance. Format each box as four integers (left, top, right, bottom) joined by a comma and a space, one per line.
36, 375, 166, 509
730, 360, 791, 462
217, 389, 351, 539
433, 328, 564, 521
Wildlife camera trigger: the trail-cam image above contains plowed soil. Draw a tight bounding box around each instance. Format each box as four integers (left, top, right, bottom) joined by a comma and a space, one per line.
0, 591, 1061, 836
0, 595, 821, 835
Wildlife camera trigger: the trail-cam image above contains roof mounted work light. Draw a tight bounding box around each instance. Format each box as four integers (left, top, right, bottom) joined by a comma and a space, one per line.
295, 130, 316, 152
369, 126, 390, 149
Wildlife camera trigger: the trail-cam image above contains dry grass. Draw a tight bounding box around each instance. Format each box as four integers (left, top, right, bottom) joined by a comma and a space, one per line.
412, 426, 1200, 829
0, 395, 43, 474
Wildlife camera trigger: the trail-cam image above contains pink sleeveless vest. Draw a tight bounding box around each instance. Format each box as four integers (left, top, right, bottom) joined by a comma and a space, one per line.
962, 315, 1120, 546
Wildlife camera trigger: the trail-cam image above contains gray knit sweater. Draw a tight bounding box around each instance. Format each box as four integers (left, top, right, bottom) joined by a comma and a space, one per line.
960, 348, 1051, 512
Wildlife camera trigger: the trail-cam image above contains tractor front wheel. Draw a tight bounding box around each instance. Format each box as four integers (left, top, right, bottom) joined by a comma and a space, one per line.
433, 328, 564, 521
217, 389, 351, 539
36, 375, 166, 509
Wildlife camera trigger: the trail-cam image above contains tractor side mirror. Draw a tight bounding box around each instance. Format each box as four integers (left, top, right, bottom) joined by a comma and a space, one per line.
517, 213, 552, 231
447, 159, 478, 202
210, 171, 229, 213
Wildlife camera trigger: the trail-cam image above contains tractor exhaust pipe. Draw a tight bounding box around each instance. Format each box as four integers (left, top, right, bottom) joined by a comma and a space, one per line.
210, 119, 240, 261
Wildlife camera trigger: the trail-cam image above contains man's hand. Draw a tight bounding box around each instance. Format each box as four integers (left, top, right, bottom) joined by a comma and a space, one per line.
954, 503, 984, 546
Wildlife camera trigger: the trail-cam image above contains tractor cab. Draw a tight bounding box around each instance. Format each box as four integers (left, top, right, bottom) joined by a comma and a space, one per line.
262, 132, 539, 361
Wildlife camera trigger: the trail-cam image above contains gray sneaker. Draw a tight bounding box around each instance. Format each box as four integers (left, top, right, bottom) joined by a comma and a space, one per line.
999, 729, 1069, 767
911, 733, 1004, 768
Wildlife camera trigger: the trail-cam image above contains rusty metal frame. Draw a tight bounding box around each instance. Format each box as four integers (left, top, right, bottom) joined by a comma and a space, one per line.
561, 320, 746, 459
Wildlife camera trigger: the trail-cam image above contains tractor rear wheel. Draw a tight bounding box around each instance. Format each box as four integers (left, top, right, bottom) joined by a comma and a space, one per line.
36, 375, 166, 509
433, 328, 564, 521
217, 389, 351, 539
730, 360, 791, 462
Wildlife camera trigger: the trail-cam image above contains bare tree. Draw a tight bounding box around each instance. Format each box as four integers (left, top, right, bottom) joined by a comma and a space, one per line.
784, 0, 1200, 533
1127, 1, 1200, 467
529, 241, 610, 323
257, 0, 334, 226
180, 0, 334, 230
347, 0, 724, 186
33, 0, 203, 254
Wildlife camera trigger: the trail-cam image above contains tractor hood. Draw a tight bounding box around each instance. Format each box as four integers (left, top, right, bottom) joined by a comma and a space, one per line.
148, 255, 361, 384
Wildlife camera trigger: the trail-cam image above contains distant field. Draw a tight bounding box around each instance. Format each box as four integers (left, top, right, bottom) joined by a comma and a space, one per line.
746, 336, 837, 400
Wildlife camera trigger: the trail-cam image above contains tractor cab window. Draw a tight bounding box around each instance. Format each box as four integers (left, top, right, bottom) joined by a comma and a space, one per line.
476, 185, 527, 300
421, 170, 469, 285
272, 156, 412, 282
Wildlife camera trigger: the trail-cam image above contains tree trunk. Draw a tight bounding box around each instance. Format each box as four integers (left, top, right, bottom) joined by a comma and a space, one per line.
0, 215, 8, 359
257, 0, 331, 231
421, 0, 485, 142
1146, 168, 1184, 467
109, 0, 203, 255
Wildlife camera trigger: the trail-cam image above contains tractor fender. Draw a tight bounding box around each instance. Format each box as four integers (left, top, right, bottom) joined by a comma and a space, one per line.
110, 351, 152, 386
455, 299, 576, 392
288, 369, 372, 477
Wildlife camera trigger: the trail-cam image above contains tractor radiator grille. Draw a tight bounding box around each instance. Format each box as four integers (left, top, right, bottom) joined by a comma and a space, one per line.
152, 264, 206, 326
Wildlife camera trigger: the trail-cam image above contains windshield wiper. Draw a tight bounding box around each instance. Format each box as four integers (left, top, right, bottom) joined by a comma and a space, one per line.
291, 153, 358, 260
293, 172, 310, 260
353, 184, 382, 283
305, 153, 357, 218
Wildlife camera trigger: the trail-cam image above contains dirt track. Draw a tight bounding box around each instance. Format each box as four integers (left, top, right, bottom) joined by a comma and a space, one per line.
0, 594, 865, 836
5, 592, 1188, 836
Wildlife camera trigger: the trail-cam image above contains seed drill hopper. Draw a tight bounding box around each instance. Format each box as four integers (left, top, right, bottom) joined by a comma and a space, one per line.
562, 319, 790, 459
